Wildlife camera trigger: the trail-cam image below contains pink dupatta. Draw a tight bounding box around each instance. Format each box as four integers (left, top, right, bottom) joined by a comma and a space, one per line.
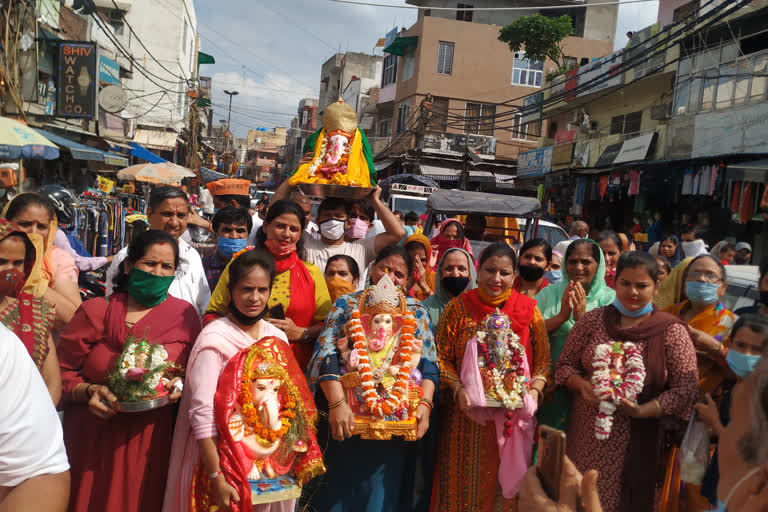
460, 336, 538, 498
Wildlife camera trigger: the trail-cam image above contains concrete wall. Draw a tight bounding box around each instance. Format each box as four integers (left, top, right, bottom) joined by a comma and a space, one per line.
318, 52, 383, 114
247, 127, 288, 149
583, 0, 619, 44
657, 0, 694, 29
391, 15, 613, 159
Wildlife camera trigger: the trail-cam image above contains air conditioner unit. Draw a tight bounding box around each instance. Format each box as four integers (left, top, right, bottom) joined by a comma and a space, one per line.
650, 102, 671, 121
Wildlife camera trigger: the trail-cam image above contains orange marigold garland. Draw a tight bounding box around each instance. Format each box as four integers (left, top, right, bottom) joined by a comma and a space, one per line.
348, 310, 416, 419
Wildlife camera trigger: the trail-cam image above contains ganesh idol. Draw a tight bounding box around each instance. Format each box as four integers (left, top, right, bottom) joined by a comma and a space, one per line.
337, 274, 423, 440
190, 337, 325, 511
288, 99, 377, 189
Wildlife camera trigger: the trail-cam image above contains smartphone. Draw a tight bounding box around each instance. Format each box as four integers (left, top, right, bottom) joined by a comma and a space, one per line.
537, 425, 567, 501
268, 304, 285, 320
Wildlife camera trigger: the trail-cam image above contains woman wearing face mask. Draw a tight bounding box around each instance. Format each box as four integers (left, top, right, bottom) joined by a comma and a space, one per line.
205, 200, 331, 371
0, 219, 60, 403
431, 243, 551, 511
58, 230, 202, 512
163, 250, 314, 512
536, 239, 616, 432
430, 219, 473, 267
423, 247, 476, 327
325, 254, 360, 302
597, 231, 623, 289
404, 233, 436, 301
5, 193, 81, 327
544, 250, 563, 284
555, 252, 699, 512
514, 238, 552, 298
305, 244, 438, 512
696, 314, 768, 508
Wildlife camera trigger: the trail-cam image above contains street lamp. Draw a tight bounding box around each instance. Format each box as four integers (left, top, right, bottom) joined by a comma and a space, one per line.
223, 90, 239, 132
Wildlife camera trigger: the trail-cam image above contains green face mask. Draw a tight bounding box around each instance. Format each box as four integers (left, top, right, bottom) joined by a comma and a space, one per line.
126, 267, 174, 307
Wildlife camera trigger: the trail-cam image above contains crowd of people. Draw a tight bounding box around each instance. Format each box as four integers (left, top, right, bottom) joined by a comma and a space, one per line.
4, 177, 768, 512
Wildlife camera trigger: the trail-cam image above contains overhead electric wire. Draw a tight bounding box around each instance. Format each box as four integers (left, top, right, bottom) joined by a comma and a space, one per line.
262, 3, 337, 52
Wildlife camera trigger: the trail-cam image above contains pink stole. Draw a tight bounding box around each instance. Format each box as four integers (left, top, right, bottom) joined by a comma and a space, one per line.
460, 336, 537, 498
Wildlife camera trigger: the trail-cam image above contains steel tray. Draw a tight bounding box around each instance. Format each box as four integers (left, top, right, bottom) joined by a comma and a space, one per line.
114, 394, 172, 413
296, 183, 374, 199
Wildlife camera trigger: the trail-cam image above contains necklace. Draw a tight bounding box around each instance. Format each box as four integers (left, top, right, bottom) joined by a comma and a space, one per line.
590, 341, 645, 440
348, 309, 416, 418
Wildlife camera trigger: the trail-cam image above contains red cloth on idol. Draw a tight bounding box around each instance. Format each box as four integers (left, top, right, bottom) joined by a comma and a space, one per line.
58, 293, 201, 512
460, 288, 536, 370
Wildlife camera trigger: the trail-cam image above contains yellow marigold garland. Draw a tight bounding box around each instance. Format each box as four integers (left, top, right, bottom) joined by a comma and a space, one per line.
348, 310, 416, 419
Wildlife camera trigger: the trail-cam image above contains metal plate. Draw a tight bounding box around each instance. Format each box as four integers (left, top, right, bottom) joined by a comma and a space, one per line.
114, 394, 172, 413
296, 183, 374, 199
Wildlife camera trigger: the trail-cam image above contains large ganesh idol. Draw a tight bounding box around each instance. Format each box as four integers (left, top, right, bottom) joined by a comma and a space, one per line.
288, 99, 376, 189
190, 337, 325, 511
337, 274, 423, 440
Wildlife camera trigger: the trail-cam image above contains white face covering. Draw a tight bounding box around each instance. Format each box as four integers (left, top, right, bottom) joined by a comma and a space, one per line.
320, 219, 346, 241
717, 466, 763, 511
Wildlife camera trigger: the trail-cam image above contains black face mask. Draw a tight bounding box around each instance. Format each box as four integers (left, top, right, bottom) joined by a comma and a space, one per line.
228, 300, 268, 326
759, 290, 768, 306
442, 276, 470, 297
518, 264, 545, 282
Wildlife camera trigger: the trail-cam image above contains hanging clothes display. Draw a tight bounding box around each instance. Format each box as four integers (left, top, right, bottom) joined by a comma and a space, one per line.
74, 195, 126, 257
628, 170, 640, 196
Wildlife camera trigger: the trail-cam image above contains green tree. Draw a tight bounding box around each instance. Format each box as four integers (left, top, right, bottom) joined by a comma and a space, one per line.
498, 14, 574, 69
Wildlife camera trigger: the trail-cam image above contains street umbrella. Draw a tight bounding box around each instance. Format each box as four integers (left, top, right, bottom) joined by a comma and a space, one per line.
117, 162, 196, 184
0, 117, 59, 160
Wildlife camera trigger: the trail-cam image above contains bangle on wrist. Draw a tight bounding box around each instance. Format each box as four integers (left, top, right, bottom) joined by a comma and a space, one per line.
328, 397, 346, 410
208, 470, 222, 480
418, 398, 433, 413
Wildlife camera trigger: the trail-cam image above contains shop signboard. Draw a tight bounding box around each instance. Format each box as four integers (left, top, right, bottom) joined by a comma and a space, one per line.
552, 143, 574, 166
517, 146, 553, 178
613, 132, 657, 164
99, 55, 120, 85
97, 176, 115, 194
521, 91, 542, 125
385, 27, 399, 48
594, 141, 623, 167
555, 129, 577, 146
422, 132, 496, 160
576, 51, 623, 98
57, 42, 97, 118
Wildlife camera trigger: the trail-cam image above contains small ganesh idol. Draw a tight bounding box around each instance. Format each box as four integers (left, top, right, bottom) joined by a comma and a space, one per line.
338, 274, 423, 440
107, 338, 182, 404
288, 99, 376, 189
190, 337, 325, 511
459, 309, 539, 498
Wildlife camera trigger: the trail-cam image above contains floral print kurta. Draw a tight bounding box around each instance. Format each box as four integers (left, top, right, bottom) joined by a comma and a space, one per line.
554, 307, 699, 512
431, 295, 550, 512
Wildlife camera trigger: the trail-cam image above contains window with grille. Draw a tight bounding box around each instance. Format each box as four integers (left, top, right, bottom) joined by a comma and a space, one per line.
609, 111, 642, 135
402, 48, 415, 81
465, 102, 495, 136
456, 3, 473, 22
512, 51, 544, 87
437, 41, 454, 75
396, 102, 411, 133
383, 54, 398, 87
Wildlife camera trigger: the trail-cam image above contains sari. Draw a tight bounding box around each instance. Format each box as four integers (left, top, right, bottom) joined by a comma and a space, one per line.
404, 233, 436, 301
535, 240, 615, 431
163, 318, 292, 512
431, 288, 550, 511
0, 219, 55, 371
205, 246, 331, 370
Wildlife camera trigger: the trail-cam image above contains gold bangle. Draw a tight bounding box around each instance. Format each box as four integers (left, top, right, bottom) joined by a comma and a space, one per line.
328, 397, 346, 410
418, 397, 434, 409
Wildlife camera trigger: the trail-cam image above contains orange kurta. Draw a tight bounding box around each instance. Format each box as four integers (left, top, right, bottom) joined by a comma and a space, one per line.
431, 295, 550, 512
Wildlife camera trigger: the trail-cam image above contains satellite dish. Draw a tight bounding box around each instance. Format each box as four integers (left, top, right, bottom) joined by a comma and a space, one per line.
99, 85, 128, 113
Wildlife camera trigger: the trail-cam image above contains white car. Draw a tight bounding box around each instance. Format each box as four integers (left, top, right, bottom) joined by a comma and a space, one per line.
723, 264, 760, 313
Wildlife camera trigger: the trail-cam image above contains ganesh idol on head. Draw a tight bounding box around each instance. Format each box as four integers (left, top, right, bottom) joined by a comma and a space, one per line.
288, 99, 376, 188
337, 274, 424, 439
190, 337, 325, 511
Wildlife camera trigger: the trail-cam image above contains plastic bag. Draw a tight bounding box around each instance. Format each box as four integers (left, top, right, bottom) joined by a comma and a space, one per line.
679, 414, 711, 484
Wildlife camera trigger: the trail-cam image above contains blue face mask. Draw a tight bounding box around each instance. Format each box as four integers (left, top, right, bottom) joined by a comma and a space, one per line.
544, 269, 563, 284
612, 297, 654, 318
726, 349, 761, 378
217, 237, 247, 260
685, 281, 720, 305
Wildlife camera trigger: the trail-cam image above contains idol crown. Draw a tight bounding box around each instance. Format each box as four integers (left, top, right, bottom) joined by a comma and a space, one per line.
484, 309, 511, 331
360, 274, 407, 315
323, 99, 358, 136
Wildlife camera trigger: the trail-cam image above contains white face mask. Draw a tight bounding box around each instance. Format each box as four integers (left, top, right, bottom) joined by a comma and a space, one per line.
320, 219, 346, 241
717, 466, 763, 511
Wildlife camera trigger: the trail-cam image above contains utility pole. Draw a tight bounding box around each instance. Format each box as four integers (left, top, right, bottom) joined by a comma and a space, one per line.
186, 34, 201, 171
461, 134, 469, 191
223, 89, 239, 150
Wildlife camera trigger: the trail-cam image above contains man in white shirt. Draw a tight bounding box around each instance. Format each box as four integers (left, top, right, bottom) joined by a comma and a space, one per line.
105, 186, 211, 317
0, 324, 70, 511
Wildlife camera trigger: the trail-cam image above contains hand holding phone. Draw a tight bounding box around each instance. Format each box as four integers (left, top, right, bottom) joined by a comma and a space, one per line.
537, 425, 566, 501
268, 304, 285, 320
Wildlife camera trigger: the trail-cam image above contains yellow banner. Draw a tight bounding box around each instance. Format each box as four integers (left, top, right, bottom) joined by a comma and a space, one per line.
97, 176, 115, 194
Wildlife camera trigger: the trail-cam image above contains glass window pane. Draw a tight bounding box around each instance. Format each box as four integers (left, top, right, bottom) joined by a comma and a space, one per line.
751, 55, 768, 102
700, 50, 717, 70
674, 81, 691, 115
734, 60, 750, 105
520, 70, 528, 84
716, 64, 735, 109
678, 56, 691, 76
531, 60, 544, 71
720, 42, 737, 63
514, 57, 526, 69
535, 72, 542, 86
689, 77, 702, 113
701, 77, 717, 112
513, 69, 520, 84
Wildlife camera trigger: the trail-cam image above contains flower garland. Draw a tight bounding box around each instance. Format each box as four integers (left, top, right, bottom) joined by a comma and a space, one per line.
238, 350, 297, 447
348, 309, 416, 418
590, 341, 646, 440
477, 335, 528, 410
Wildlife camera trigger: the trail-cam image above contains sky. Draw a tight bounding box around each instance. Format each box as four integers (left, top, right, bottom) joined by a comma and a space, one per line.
195, 0, 660, 138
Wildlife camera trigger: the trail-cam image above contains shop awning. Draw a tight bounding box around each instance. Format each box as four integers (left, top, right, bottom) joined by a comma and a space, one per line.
33, 128, 128, 166
200, 167, 228, 183
128, 142, 166, 163
420, 165, 499, 182
374, 159, 396, 171
132, 129, 178, 151
383, 36, 418, 56
727, 159, 768, 183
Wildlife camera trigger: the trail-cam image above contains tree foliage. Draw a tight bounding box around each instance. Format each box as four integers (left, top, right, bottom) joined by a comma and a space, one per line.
498, 14, 574, 68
